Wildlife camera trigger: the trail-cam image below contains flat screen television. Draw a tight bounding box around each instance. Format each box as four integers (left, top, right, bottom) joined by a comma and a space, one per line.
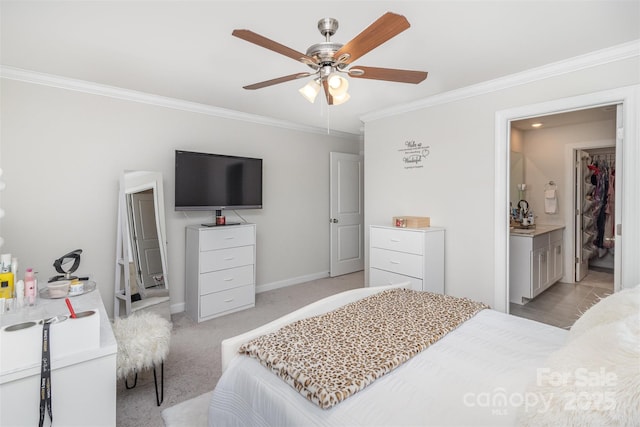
175, 150, 263, 211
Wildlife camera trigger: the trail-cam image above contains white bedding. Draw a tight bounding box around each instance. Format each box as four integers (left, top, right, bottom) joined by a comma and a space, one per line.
209, 286, 567, 426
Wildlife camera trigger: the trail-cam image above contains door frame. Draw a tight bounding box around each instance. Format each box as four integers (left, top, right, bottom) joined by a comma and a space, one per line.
494, 85, 639, 313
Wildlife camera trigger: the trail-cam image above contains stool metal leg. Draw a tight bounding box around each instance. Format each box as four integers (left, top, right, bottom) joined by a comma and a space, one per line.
152, 361, 164, 406
124, 371, 138, 389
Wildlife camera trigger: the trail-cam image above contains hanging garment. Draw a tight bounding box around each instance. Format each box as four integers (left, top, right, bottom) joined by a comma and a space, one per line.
544, 188, 558, 214
603, 168, 615, 249
594, 166, 609, 248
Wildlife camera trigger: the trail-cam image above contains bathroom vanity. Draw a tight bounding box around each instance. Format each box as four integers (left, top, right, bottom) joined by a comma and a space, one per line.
0, 288, 116, 426
509, 225, 565, 305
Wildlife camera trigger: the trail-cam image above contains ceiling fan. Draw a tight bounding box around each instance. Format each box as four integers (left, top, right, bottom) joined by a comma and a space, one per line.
232, 12, 428, 105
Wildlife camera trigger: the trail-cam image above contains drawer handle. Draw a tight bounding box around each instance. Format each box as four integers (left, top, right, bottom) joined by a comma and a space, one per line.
224, 298, 234, 303
390, 260, 401, 265
224, 257, 235, 261
224, 237, 235, 240
224, 277, 234, 282
390, 239, 401, 243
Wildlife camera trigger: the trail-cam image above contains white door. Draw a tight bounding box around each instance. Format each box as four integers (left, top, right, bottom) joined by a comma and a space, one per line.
330, 152, 364, 277
575, 149, 590, 281
130, 191, 163, 288
613, 103, 623, 292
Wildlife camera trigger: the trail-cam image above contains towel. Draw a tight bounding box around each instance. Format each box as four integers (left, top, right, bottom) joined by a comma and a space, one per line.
545, 189, 557, 214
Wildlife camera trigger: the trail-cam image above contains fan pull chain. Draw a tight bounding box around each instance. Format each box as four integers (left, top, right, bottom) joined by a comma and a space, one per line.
324, 98, 330, 134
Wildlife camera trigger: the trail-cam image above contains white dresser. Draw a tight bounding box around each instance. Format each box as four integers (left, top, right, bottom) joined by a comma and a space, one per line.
186, 223, 256, 322
369, 225, 445, 293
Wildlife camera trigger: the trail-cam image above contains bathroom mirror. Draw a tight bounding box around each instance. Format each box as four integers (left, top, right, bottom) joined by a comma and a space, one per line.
510, 151, 524, 205
114, 171, 170, 319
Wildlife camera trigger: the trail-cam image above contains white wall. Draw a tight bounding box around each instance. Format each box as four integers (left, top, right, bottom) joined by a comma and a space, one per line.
522, 119, 615, 225
0, 79, 360, 316
364, 57, 640, 306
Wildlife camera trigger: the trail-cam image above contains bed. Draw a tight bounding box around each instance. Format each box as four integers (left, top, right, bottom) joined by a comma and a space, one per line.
209, 283, 639, 427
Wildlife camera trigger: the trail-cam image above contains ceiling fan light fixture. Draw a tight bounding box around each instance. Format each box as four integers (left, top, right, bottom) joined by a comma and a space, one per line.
331, 92, 350, 106
327, 73, 349, 97
299, 79, 321, 103
234, 12, 427, 109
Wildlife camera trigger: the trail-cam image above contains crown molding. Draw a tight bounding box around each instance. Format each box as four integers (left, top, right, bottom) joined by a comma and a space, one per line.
361, 39, 640, 124
0, 65, 360, 141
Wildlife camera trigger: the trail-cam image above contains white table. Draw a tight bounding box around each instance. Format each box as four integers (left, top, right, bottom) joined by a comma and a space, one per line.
0, 287, 117, 426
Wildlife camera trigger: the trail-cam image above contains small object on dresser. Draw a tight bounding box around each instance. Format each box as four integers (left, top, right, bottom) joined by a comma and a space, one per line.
69, 279, 84, 296
65, 297, 77, 318
392, 216, 430, 228
24, 268, 37, 305
47, 280, 70, 298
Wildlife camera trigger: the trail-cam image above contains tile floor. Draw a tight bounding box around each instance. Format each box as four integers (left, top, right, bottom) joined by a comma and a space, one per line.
509, 267, 614, 330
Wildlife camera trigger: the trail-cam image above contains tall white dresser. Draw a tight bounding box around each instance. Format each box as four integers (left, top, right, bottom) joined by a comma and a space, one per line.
185, 223, 256, 322
369, 225, 445, 293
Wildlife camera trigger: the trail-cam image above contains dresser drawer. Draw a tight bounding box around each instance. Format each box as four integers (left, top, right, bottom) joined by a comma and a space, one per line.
200, 265, 254, 295
370, 247, 423, 278
369, 268, 422, 291
200, 226, 255, 251
200, 284, 255, 319
200, 245, 254, 273
370, 227, 424, 255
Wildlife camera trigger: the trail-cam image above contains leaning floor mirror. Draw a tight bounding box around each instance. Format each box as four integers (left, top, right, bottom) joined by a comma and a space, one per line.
114, 171, 170, 320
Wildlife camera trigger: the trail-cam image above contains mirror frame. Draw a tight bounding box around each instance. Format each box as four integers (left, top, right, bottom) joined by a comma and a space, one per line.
121, 170, 169, 293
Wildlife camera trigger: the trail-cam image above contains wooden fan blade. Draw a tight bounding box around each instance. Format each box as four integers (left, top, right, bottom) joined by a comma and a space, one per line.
334, 12, 410, 65
243, 72, 311, 90
322, 79, 334, 105
348, 66, 427, 84
232, 29, 316, 65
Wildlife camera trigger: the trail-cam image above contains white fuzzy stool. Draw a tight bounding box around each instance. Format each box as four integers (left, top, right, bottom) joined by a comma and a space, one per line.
113, 311, 172, 406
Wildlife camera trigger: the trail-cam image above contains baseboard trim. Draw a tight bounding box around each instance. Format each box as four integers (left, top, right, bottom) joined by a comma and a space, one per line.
256, 271, 330, 294
170, 302, 185, 315
168, 272, 330, 314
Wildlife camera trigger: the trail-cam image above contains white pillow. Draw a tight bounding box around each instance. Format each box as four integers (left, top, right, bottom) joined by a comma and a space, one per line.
568, 284, 640, 342
517, 313, 640, 426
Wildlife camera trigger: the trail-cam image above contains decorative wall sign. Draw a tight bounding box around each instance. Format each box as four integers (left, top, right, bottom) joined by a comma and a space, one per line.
399, 140, 430, 169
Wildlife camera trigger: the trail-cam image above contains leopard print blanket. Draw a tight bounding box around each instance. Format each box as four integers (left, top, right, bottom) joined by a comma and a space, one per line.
238, 289, 488, 409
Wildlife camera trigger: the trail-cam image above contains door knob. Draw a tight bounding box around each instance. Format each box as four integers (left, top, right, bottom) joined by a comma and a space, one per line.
330, 218, 338, 223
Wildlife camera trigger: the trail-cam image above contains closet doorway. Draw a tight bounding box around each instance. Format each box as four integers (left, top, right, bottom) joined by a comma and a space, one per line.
508, 106, 618, 327
575, 147, 616, 289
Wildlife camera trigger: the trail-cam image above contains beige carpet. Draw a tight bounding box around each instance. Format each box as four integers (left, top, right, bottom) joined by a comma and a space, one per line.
116, 271, 363, 427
